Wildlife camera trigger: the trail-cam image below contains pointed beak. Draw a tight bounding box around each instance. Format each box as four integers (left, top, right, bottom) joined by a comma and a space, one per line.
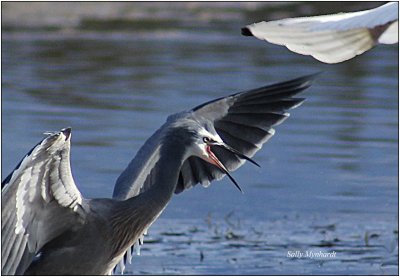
204, 141, 260, 193
216, 142, 260, 168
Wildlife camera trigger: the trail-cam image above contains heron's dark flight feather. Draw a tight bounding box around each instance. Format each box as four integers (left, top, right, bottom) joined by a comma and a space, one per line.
174, 74, 317, 193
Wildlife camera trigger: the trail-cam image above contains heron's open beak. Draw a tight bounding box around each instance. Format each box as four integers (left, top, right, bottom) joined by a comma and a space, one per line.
204, 142, 260, 193
216, 142, 260, 168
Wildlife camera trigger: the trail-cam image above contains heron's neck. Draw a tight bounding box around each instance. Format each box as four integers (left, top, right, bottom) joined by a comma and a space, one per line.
144, 139, 187, 202
121, 137, 188, 208
109, 137, 188, 256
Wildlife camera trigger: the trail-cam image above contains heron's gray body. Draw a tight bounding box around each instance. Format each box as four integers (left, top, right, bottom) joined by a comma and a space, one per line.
24, 196, 167, 275
24, 199, 114, 275
2, 75, 316, 275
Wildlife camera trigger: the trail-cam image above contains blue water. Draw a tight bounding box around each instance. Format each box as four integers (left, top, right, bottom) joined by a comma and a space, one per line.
2, 2, 398, 275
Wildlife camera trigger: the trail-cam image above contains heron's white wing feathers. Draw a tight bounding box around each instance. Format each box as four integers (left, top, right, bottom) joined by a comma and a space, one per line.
1, 129, 85, 275
243, 2, 398, 63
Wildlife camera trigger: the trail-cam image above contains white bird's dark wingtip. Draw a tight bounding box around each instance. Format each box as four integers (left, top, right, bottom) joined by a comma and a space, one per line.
241, 27, 254, 37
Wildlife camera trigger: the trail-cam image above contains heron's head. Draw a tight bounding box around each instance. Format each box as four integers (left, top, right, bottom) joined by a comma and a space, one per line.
177, 119, 259, 192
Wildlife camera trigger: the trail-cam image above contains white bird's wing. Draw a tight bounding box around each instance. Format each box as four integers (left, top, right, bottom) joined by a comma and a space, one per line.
242, 2, 399, 63
1, 128, 86, 275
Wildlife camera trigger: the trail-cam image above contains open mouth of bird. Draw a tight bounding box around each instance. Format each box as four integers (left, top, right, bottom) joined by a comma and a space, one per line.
205, 143, 260, 193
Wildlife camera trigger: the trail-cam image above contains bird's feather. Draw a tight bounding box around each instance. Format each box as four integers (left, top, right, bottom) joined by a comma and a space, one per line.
1, 129, 85, 275
242, 2, 398, 63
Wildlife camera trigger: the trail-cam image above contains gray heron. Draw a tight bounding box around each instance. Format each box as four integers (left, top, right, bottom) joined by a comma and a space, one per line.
242, 2, 398, 64
2, 74, 316, 275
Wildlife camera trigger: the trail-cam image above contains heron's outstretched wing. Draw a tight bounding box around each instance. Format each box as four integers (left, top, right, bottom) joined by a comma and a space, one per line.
242, 2, 398, 64
114, 74, 316, 196
1, 128, 85, 275
111, 74, 315, 273
114, 75, 315, 195
175, 74, 315, 193
113, 74, 315, 199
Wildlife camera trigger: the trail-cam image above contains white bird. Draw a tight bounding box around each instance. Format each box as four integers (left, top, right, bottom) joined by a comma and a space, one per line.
242, 2, 399, 64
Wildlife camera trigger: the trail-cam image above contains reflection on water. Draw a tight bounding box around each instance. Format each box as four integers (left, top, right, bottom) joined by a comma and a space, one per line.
2, 2, 398, 275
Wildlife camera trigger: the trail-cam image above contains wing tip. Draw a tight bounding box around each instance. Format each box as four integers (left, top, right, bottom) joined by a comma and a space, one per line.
300, 72, 322, 82
290, 72, 322, 89
61, 127, 72, 141
43, 127, 72, 137
241, 27, 254, 37
291, 98, 306, 109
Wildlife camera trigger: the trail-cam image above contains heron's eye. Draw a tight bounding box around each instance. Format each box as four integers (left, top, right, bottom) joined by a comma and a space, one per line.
203, 137, 211, 143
